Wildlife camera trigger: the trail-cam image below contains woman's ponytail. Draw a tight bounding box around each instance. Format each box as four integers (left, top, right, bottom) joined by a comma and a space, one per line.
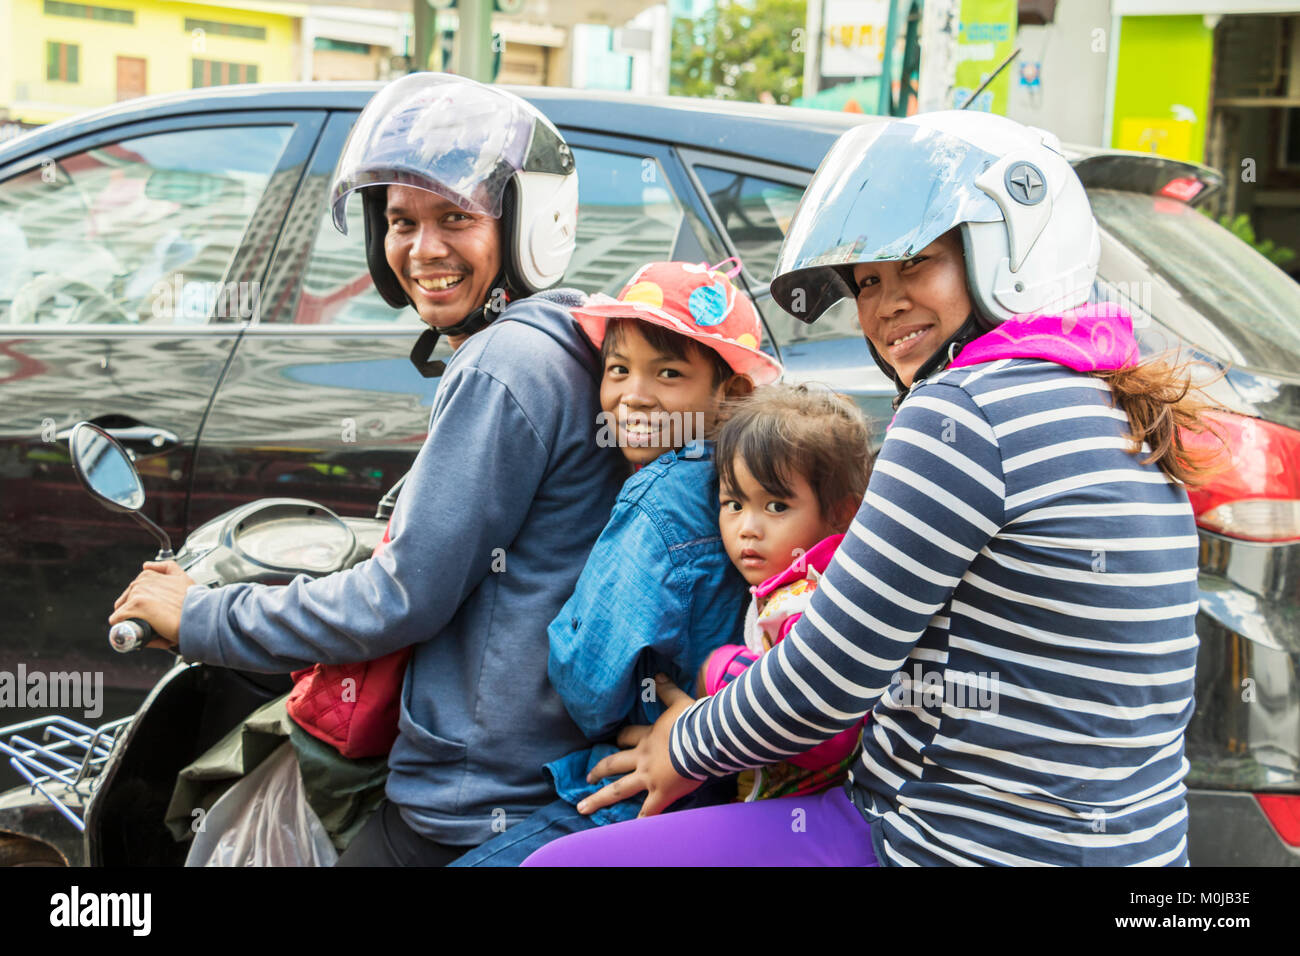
1092, 360, 1228, 486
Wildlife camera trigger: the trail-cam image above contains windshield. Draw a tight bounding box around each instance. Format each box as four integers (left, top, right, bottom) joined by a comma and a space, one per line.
1089, 190, 1300, 377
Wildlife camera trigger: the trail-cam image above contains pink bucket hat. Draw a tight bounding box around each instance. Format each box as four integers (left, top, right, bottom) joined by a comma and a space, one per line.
572, 259, 783, 386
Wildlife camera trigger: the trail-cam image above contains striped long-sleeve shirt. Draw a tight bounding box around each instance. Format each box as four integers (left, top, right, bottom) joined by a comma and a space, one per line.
670, 358, 1200, 866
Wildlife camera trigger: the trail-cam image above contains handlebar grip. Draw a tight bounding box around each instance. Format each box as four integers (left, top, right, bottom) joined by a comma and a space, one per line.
109, 618, 152, 653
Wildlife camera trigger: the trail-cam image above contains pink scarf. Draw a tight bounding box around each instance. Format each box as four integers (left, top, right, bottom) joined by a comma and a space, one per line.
949, 304, 1139, 372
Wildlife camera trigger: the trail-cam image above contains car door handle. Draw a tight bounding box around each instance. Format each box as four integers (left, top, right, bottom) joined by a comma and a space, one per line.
58, 419, 182, 459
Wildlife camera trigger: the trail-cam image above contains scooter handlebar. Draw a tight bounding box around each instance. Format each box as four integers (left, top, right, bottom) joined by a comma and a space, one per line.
108, 618, 152, 653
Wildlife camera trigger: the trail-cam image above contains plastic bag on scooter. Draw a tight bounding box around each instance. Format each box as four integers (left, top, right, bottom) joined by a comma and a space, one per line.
185, 741, 337, 867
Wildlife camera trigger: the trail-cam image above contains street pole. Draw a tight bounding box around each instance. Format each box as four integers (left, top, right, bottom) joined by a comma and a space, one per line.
459, 0, 495, 82
413, 0, 434, 72
918, 0, 960, 113
803, 0, 823, 99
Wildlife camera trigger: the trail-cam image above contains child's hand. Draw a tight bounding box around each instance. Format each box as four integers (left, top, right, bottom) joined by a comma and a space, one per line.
577, 674, 701, 818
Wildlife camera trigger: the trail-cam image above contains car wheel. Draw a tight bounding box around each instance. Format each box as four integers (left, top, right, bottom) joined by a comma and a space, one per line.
0, 834, 66, 866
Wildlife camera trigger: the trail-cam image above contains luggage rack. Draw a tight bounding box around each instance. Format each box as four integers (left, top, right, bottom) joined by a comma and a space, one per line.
0, 715, 132, 832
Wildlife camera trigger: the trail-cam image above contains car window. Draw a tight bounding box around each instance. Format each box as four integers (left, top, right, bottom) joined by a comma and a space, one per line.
291, 192, 408, 326
0, 125, 292, 326
766, 294, 866, 347
1089, 189, 1300, 375
285, 146, 688, 325
563, 148, 684, 294
693, 167, 802, 284
691, 165, 863, 349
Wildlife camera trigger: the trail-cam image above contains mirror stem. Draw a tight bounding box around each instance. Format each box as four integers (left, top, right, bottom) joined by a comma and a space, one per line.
129, 511, 173, 558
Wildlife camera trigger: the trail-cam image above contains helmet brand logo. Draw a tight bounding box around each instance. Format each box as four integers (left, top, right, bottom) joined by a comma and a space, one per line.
1005, 162, 1046, 205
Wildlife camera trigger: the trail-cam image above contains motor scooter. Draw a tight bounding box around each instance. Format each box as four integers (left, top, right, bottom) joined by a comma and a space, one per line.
0, 423, 391, 865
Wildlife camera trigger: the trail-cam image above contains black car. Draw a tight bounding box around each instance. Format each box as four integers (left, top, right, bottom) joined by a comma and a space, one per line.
0, 83, 1296, 865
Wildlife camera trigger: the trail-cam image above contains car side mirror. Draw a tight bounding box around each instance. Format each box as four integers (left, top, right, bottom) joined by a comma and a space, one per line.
69, 422, 145, 512
68, 422, 173, 556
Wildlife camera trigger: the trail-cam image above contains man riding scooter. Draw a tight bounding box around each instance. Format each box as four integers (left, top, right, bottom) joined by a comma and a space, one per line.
109, 73, 627, 865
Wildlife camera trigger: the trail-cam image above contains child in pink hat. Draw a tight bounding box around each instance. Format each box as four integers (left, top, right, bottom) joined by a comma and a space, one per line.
451, 260, 783, 866
574, 259, 783, 384
571, 259, 782, 468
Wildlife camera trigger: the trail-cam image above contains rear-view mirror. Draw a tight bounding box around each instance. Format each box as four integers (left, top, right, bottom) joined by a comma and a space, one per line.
69, 422, 145, 513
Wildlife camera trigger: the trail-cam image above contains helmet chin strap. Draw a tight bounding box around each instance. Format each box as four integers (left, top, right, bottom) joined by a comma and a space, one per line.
409, 270, 512, 378
869, 312, 987, 410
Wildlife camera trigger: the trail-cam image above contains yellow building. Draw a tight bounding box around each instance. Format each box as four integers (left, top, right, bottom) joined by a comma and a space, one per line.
0, 0, 306, 125
0, 0, 669, 129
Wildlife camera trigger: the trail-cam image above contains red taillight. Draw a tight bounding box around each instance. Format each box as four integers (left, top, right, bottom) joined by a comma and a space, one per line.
1256, 794, 1300, 846
1181, 412, 1300, 543
1159, 176, 1205, 202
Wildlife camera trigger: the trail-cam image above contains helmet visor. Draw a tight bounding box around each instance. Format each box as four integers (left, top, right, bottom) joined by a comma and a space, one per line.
771, 122, 1004, 323
330, 75, 542, 232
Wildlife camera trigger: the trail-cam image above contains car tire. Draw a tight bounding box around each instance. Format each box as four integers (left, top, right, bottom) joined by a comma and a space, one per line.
0, 834, 66, 866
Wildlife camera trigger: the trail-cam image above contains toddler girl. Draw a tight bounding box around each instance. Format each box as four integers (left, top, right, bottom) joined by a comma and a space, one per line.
699, 384, 873, 800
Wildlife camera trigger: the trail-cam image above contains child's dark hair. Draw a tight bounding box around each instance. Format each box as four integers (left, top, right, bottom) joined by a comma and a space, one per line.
601, 317, 734, 389
716, 384, 872, 526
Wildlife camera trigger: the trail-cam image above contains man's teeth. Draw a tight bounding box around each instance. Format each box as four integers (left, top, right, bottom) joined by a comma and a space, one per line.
417, 276, 464, 291
891, 328, 927, 346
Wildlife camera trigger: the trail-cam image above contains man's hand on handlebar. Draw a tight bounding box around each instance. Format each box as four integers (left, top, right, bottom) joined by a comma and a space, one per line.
109, 560, 195, 648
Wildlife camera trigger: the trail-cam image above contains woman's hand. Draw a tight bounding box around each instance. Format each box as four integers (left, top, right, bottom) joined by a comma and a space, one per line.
109, 560, 195, 648
577, 674, 702, 818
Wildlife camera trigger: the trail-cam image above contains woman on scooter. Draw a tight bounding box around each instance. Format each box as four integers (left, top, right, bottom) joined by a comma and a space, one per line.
522, 111, 1224, 866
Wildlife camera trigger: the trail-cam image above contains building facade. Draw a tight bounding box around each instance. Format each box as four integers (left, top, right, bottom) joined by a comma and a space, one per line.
1, 0, 305, 125
1001, 0, 1300, 269
0, 0, 669, 128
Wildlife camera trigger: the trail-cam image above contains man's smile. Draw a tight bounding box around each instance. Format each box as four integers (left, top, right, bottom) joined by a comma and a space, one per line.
414, 275, 465, 291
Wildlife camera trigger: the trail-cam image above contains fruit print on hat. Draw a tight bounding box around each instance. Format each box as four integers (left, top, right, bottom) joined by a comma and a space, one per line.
622, 281, 664, 308
688, 280, 732, 327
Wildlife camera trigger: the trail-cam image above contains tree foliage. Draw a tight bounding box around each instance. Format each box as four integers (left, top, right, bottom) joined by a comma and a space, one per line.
1204, 209, 1297, 268
671, 0, 807, 105
1220, 212, 1297, 269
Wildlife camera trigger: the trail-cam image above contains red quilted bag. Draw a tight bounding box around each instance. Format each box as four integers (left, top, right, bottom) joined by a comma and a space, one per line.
286, 520, 411, 758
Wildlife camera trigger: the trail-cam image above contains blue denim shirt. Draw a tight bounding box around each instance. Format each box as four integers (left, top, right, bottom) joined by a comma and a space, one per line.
545, 441, 748, 824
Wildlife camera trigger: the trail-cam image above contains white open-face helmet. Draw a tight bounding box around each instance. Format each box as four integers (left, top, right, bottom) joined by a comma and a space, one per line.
329, 72, 579, 306
769, 110, 1100, 328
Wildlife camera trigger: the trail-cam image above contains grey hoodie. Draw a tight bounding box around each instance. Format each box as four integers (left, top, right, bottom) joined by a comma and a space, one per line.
178, 290, 625, 845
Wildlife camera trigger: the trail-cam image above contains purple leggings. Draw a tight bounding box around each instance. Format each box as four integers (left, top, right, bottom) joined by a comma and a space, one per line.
520, 786, 878, 866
